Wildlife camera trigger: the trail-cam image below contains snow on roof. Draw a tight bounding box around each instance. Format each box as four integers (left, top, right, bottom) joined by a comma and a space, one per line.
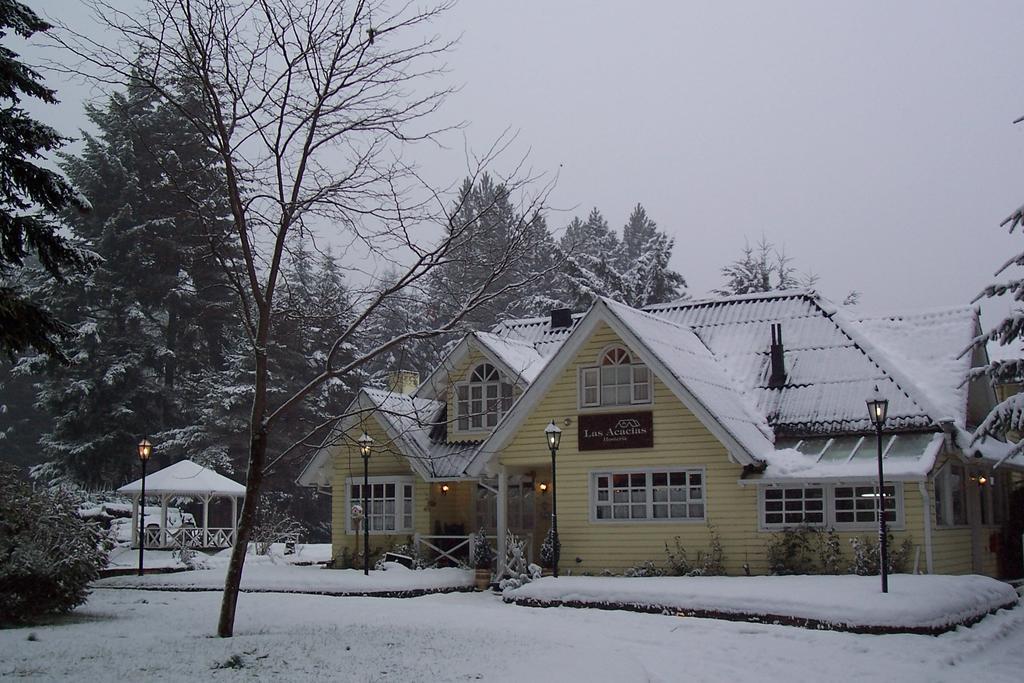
489, 313, 582, 356
601, 299, 774, 458
646, 291, 938, 435
846, 306, 977, 428
360, 388, 477, 479
472, 332, 549, 383
118, 460, 245, 496
752, 432, 945, 482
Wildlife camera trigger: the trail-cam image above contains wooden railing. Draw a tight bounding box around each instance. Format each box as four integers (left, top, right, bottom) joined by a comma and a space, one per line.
141, 527, 236, 549
413, 533, 474, 568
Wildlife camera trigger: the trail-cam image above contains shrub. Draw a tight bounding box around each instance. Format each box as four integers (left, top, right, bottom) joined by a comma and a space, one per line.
850, 533, 914, 575
765, 526, 817, 575
816, 528, 845, 575
624, 560, 664, 577
0, 464, 109, 623
665, 524, 726, 576
250, 493, 304, 555
539, 526, 560, 570
472, 529, 495, 570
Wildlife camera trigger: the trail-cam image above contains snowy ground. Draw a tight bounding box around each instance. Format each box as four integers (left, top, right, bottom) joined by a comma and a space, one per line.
2, 588, 1023, 682
98, 555, 473, 595
507, 574, 1019, 632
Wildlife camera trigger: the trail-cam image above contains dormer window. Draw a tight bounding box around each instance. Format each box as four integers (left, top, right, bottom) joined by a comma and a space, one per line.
580, 346, 651, 408
456, 363, 514, 431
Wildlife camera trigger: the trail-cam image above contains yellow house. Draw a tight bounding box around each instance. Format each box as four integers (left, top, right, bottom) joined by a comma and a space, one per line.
298, 291, 1024, 578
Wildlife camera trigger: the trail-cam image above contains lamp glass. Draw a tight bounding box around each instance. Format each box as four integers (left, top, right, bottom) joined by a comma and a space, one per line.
357, 432, 373, 458
137, 438, 152, 461
865, 386, 888, 428
545, 420, 562, 450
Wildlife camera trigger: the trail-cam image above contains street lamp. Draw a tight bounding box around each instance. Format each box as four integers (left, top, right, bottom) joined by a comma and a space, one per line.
136, 438, 153, 576
544, 420, 562, 577
358, 432, 373, 576
865, 386, 889, 594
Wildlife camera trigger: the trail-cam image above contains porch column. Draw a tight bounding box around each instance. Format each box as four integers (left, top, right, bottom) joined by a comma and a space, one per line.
497, 465, 508, 577
160, 494, 169, 548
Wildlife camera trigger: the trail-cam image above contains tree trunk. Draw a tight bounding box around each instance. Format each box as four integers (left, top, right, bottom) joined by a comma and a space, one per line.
217, 426, 266, 637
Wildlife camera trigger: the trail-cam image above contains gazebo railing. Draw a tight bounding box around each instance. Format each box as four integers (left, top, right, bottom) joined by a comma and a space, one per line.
142, 526, 236, 549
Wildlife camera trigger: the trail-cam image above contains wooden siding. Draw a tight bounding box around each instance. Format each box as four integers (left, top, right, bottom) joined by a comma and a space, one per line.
330, 419, 417, 565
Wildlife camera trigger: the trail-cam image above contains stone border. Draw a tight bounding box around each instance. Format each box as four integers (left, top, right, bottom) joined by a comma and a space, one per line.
94, 584, 474, 599
504, 596, 1021, 636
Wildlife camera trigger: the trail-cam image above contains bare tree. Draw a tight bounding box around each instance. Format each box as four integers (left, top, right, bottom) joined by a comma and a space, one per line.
56, 0, 552, 636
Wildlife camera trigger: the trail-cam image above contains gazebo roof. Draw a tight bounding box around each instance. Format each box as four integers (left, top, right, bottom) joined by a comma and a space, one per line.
117, 459, 246, 497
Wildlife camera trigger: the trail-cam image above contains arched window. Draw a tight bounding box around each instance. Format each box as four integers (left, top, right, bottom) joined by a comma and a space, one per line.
580, 346, 651, 408
456, 363, 514, 430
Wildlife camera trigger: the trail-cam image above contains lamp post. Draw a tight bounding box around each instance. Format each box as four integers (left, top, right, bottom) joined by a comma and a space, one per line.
866, 386, 889, 594
358, 432, 373, 576
545, 420, 562, 577
136, 438, 153, 576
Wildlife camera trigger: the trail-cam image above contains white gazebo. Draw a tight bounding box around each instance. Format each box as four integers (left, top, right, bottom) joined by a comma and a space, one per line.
117, 459, 246, 549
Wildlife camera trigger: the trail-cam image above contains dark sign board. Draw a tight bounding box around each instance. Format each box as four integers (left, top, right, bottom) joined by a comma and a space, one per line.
578, 411, 653, 451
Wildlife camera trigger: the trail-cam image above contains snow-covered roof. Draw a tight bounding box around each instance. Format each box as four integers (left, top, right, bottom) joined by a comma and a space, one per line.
302, 290, 1006, 485
118, 459, 245, 497
600, 299, 774, 459
473, 332, 549, 383
751, 432, 946, 483
646, 291, 942, 436
296, 387, 477, 487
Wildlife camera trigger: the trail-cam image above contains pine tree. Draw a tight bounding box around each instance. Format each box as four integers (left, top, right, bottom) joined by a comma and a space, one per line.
558, 208, 626, 309
0, 0, 94, 360
714, 237, 805, 296
968, 164, 1024, 462
617, 204, 686, 307
30, 81, 235, 486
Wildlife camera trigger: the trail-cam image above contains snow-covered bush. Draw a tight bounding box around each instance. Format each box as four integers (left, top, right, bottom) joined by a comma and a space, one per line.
765, 526, 818, 575
499, 530, 541, 591
250, 493, 303, 555
624, 560, 664, 577
173, 533, 207, 570
850, 534, 914, 575
664, 524, 725, 576
539, 526, 560, 570
0, 464, 109, 623
817, 528, 845, 575
472, 529, 495, 570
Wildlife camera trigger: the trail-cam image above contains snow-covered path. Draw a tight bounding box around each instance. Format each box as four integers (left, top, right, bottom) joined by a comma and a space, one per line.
2, 589, 1022, 681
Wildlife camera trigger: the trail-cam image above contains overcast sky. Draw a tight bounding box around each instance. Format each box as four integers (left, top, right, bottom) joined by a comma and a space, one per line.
19, 1, 1024, 333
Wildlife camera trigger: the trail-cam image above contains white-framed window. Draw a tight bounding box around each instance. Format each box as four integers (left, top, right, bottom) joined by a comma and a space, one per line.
759, 483, 903, 531
456, 363, 514, 431
763, 486, 825, 527
346, 476, 414, 534
591, 468, 705, 522
934, 462, 968, 527
579, 346, 652, 408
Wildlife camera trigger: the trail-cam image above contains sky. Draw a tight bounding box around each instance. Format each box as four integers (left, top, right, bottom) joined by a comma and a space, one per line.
17, 0, 1024, 331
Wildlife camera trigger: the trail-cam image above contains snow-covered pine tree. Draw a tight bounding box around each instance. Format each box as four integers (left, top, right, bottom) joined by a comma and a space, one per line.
714, 236, 815, 296
967, 167, 1024, 463
426, 174, 554, 329
558, 209, 627, 309
29, 80, 235, 486
0, 0, 94, 360
617, 204, 687, 307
